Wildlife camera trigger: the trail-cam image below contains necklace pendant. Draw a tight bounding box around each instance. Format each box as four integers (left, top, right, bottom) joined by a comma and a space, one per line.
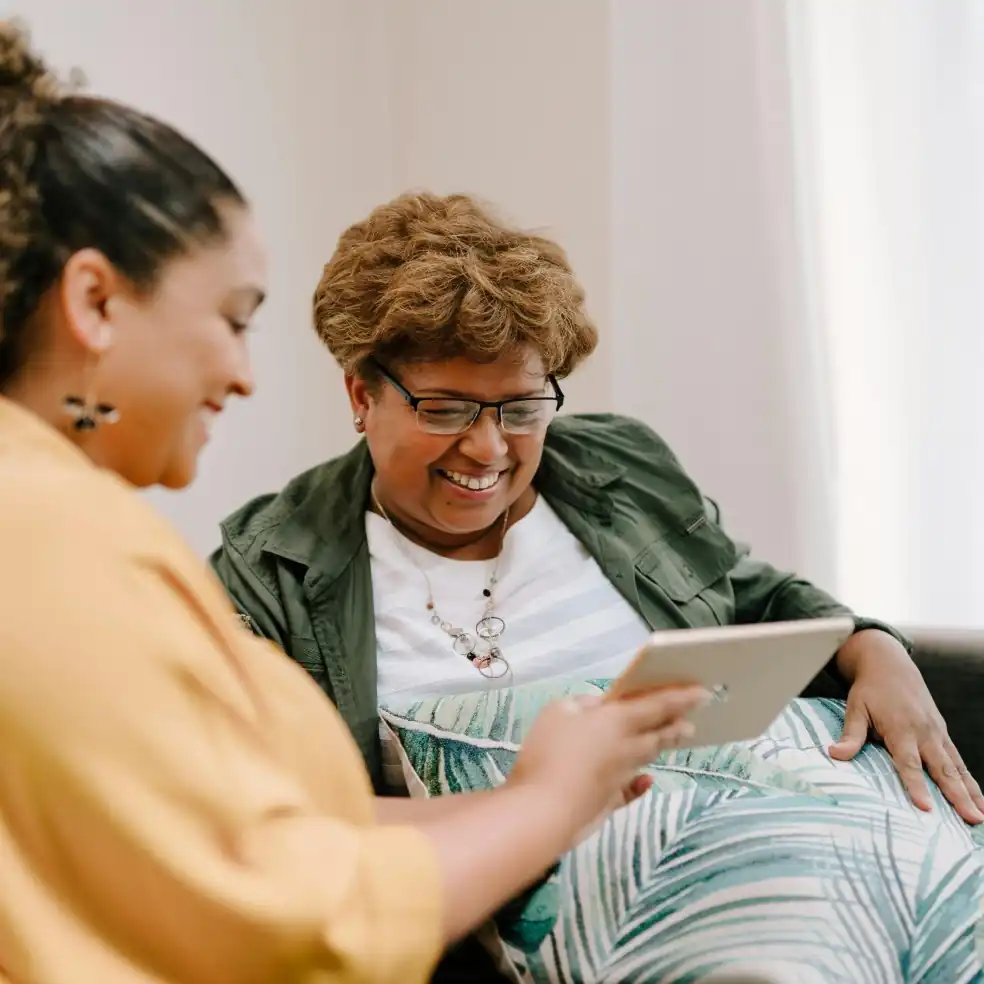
473, 647, 510, 679
476, 615, 505, 640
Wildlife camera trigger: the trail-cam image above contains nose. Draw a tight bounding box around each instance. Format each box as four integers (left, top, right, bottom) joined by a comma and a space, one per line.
458, 408, 508, 463
229, 336, 255, 399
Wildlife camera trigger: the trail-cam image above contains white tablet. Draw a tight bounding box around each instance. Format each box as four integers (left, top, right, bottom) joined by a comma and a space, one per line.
608, 617, 855, 747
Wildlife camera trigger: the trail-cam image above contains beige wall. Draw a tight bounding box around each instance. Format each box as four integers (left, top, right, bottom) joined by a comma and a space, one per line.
377, 0, 613, 413
22, 1, 827, 585
611, 0, 835, 583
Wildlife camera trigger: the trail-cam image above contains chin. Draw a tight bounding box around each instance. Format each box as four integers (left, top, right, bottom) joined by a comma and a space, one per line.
158, 457, 198, 490
433, 499, 504, 532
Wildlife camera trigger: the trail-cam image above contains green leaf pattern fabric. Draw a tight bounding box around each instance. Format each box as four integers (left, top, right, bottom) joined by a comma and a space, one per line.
380, 680, 984, 984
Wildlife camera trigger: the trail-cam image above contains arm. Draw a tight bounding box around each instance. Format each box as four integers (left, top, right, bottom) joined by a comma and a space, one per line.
416, 785, 579, 943
9, 546, 599, 980
704, 497, 912, 681
701, 504, 983, 820
376, 792, 492, 824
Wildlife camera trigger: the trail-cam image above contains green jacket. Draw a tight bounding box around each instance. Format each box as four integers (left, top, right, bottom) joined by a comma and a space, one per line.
210, 413, 905, 789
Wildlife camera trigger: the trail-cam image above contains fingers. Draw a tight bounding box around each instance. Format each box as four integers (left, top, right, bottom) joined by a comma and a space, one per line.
623, 717, 696, 769
622, 773, 654, 805
945, 740, 984, 815
884, 737, 933, 813
922, 743, 983, 824
616, 685, 710, 734
828, 699, 870, 761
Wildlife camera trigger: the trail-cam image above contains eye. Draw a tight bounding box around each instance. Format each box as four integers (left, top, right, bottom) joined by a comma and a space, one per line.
421, 407, 464, 417
417, 400, 474, 418
504, 401, 550, 421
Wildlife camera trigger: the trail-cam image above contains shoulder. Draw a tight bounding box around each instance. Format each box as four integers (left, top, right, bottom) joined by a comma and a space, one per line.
0, 459, 238, 683
545, 413, 684, 473
543, 413, 712, 531
217, 449, 361, 559
0, 455, 188, 571
211, 443, 373, 630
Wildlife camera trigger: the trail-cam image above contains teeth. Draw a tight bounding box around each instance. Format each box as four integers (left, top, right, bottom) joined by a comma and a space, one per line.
443, 470, 500, 491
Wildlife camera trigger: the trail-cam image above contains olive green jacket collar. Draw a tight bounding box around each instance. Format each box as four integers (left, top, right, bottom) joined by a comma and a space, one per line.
262, 430, 626, 593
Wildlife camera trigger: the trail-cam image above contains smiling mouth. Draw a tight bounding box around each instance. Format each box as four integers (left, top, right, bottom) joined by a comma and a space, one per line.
438, 469, 504, 492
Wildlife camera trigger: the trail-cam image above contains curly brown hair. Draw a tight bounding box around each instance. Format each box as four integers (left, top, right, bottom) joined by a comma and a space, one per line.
313, 192, 598, 379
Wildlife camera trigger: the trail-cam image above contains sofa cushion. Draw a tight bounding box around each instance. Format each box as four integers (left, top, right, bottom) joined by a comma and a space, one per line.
381, 679, 984, 984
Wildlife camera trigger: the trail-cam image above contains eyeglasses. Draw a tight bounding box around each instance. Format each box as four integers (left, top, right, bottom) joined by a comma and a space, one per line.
370, 359, 565, 436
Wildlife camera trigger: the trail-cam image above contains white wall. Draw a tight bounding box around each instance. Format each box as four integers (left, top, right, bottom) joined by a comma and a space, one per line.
25, 0, 616, 557
23, 0, 825, 584
611, 0, 834, 582
377, 0, 613, 413
27, 1, 363, 554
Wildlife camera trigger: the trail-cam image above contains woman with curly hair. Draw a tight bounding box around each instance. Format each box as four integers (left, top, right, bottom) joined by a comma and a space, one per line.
213, 192, 984, 981
214, 190, 978, 819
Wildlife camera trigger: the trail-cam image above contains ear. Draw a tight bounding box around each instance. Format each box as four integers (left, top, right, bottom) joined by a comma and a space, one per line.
57, 249, 124, 355
345, 371, 371, 417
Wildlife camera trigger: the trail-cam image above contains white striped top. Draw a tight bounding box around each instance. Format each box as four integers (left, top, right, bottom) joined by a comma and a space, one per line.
367, 496, 652, 703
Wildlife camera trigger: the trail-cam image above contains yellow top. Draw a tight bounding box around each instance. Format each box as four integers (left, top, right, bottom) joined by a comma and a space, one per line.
0, 397, 442, 984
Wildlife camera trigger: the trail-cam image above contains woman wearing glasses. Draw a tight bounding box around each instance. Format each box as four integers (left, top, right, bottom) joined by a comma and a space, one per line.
211, 191, 984, 981
212, 191, 980, 823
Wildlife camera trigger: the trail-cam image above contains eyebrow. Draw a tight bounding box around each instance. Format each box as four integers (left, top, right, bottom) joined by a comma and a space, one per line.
420, 385, 549, 401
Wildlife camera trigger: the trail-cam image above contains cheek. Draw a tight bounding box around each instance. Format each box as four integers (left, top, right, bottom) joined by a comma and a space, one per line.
367, 428, 454, 483
510, 435, 546, 474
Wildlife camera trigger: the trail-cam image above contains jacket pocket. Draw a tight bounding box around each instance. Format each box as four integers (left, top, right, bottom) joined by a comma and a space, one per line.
289, 635, 333, 698
634, 512, 737, 603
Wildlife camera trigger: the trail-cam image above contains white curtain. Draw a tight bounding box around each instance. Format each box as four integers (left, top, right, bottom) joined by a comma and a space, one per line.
789, 1, 984, 627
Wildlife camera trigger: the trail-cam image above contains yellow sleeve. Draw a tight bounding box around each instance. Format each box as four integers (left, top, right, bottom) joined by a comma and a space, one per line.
1, 549, 442, 984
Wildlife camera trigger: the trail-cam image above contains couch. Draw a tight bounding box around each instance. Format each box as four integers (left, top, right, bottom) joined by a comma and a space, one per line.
431, 627, 984, 983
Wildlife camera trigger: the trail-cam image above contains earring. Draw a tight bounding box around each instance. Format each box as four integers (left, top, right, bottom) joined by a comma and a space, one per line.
62, 396, 120, 431
62, 359, 119, 432
353, 414, 365, 432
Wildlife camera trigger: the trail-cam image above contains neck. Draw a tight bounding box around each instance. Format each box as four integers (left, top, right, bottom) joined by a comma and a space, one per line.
3, 372, 106, 467
371, 483, 537, 560
5, 374, 72, 436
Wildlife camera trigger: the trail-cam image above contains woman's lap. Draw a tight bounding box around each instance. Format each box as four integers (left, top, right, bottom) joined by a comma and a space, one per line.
493, 700, 984, 983
382, 690, 984, 983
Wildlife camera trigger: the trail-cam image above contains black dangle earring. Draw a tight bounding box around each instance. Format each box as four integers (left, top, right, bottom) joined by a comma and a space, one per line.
62, 395, 120, 431
62, 360, 119, 432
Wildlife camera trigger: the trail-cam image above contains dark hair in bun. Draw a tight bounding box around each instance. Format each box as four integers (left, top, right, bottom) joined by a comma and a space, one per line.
0, 19, 246, 388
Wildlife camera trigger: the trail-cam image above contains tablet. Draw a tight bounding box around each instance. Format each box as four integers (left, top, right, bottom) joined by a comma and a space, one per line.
607, 617, 856, 747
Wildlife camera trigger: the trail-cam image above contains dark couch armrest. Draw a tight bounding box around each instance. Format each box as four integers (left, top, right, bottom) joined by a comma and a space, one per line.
905, 627, 984, 782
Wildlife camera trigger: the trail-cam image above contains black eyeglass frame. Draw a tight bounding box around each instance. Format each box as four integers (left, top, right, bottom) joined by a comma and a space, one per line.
368, 358, 565, 433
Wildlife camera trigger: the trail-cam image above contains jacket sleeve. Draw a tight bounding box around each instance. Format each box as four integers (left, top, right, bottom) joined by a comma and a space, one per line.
210, 536, 289, 650
704, 497, 912, 655
4, 551, 442, 984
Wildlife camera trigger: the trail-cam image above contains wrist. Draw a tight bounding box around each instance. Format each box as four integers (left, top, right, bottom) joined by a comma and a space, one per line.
502, 775, 581, 848
836, 628, 912, 683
